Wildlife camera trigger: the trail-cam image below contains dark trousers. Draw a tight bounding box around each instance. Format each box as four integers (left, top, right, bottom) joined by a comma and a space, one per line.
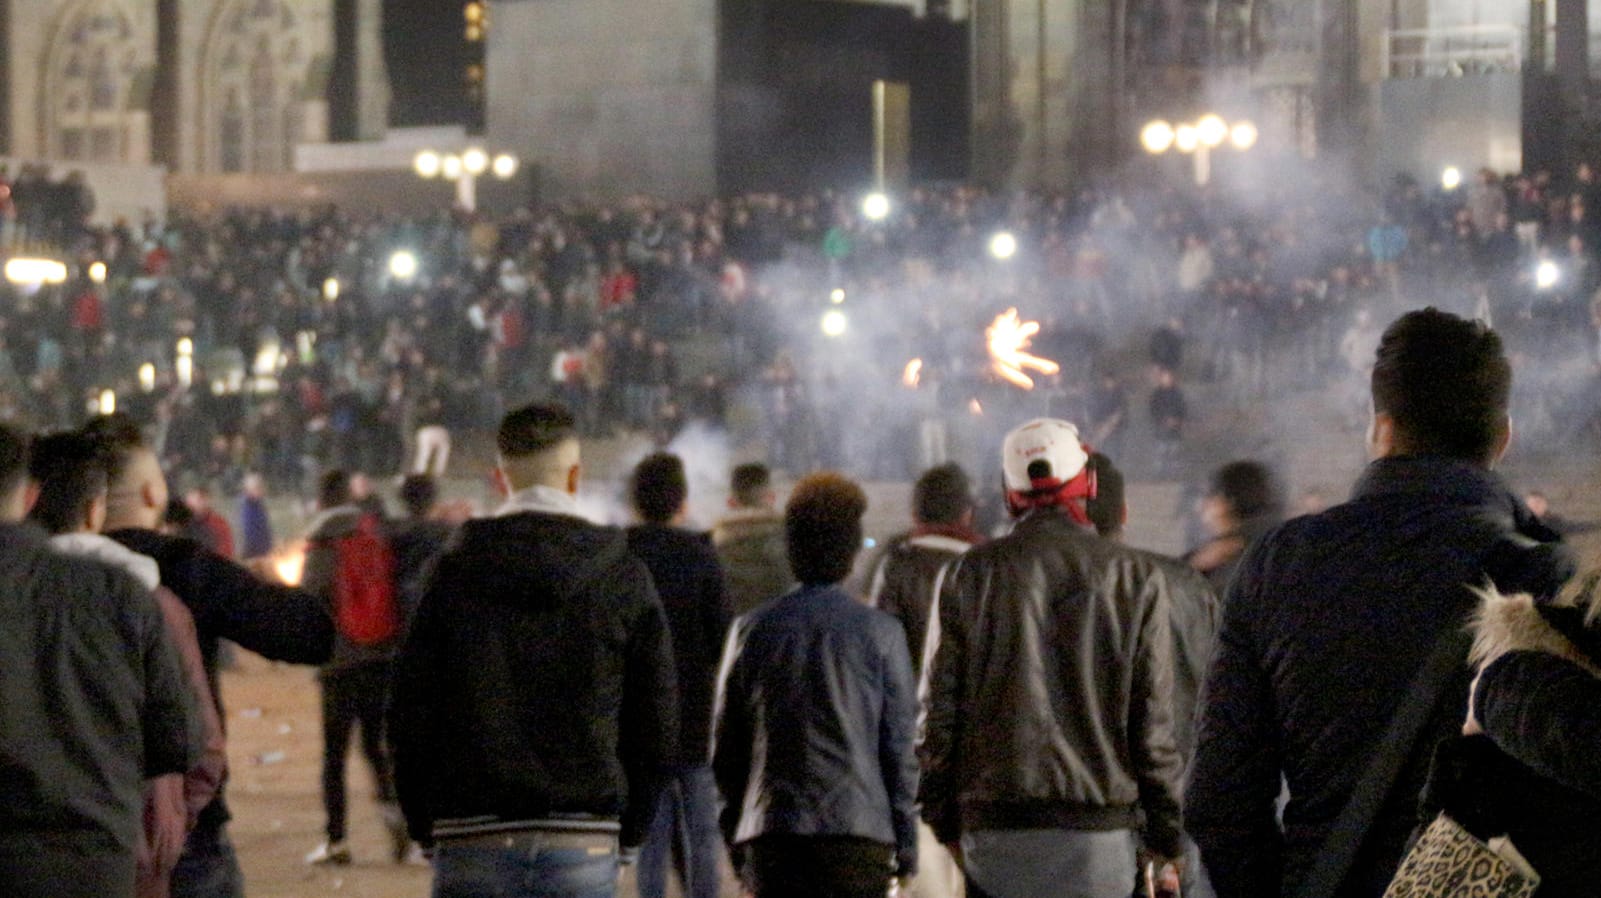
745, 835, 895, 898
170, 823, 245, 898
319, 660, 396, 841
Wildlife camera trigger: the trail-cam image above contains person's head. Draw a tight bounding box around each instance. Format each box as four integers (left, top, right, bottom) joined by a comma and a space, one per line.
496, 403, 581, 495
185, 485, 213, 515
729, 462, 773, 510
785, 472, 868, 587
242, 472, 266, 499
82, 413, 168, 531
0, 423, 29, 522
398, 474, 438, 519
631, 452, 688, 525
1202, 460, 1283, 536
318, 469, 353, 510
162, 498, 194, 534
1001, 418, 1095, 525
28, 432, 109, 535
1368, 308, 1512, 465
912, 463, 973, 528
1084, 452, 1127, 540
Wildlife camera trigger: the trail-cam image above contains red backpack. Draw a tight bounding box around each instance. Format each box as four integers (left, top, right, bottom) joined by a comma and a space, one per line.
332, 514, 399, 646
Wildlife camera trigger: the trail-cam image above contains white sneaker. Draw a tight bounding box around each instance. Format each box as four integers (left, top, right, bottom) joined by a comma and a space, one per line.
305, 840, 352, 865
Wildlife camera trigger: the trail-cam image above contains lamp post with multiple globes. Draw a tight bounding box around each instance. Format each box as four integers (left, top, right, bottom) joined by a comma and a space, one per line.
413, 147, 519, 213
1140, 114, 1258, 186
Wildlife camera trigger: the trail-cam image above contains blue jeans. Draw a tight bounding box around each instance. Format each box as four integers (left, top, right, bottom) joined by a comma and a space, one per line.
433, 831, 619, 898
636, 766, 721, 898
961, 829, 1137, 898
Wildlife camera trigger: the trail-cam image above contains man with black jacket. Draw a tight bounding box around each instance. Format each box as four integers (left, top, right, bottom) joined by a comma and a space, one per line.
919, 418, 1186, 898
390, 402, 678, 898
626, 453, 731, 898
713, 473, 919, 897
86, 413, 335, 898
0, 421, 198, 898
1185, 309, 1576, 898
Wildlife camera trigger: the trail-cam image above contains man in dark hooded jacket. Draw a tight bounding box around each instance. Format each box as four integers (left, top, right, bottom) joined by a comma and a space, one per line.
390, 402, 677, 898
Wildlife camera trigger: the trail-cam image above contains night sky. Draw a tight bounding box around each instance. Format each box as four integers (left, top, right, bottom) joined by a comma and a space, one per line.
383, 0, 466, 127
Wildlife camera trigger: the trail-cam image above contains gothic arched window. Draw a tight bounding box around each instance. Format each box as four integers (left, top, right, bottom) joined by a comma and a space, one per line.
45, 0, 143, 162
204, 0, 306, 172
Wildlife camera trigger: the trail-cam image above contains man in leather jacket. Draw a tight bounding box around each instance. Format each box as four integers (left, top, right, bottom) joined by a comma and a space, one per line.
919, 418, 1186, 898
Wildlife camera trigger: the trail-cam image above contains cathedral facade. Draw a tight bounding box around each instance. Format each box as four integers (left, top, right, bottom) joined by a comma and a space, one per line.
0, 0, 387, 174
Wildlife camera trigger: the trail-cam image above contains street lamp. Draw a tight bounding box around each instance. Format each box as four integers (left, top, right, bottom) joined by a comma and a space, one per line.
388, 250, 419, 281
414, 146, 519, 212
988, 231, 1019, 261
88, 261, 107, 284
861, 191, 891, 222
4, 257, 68, 287
1441, 166, 1463, 191
820, 309, 849, 337
322, 277, 340, 301
1142, 114, 1257, 185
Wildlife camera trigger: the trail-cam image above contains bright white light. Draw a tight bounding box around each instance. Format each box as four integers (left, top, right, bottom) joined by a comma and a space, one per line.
88, 261, 107, 284
1174, 125, 1200, 153
1535, 259, 1560, 290
1141, 120, 1175, 155
1229, 121, 1259, 151
176, 356, 193, 388
414, 151, 442, 179
4, 257, 68, 285
462, 147, 489, 176
1196, 114, 1228, 148
830, 288, 846, 304
322, 277, 340, 301
988, 231, 1018, 261
176, 337, 194, 357
389, 251, 419, 281
492, 153, 518, 179
861, 192, 891, 221
138, 363, 156, 393
1441, 166, 1463, 191
441, 154, 464, 180
98, 389, 116, 415
821, 309, 849, 337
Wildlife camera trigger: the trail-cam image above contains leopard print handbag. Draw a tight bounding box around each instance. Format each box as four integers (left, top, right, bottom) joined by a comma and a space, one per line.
1383, 813, 1540, 898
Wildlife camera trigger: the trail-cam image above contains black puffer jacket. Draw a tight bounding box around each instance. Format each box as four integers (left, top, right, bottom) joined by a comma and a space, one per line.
1418, 589, 1601, 898
390, 511, 678, 849
713, 584, 919, 877
919, 508, 1188, 859
1186, 456, 1574, 898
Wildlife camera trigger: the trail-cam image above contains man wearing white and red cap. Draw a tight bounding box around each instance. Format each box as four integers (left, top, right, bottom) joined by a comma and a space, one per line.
918, 418, 1188, 898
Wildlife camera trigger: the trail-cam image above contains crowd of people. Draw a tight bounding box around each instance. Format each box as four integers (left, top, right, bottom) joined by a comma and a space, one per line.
3, 303, 1600, 898
4, 158, 1601, 509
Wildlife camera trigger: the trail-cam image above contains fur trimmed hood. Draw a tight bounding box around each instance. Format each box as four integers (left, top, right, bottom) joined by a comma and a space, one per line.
1470, 587, 1601, 678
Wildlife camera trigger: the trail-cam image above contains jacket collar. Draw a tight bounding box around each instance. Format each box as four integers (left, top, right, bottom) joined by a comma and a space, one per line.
50, 532, 162, 590
1352, 456, 1534, 526
496, 484, 586, 521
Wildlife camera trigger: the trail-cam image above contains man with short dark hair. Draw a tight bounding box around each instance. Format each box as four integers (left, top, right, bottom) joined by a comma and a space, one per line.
88, 412, 334, 898
302, 469, 405, 866
0, 422, 198, 898
713, 472, 919, 898
1187, 309, 1575, 898
391, 402, 678, 898
389, 474, 454, 623
920, 418, 1187, 898
713, 462, 791, 615
626, 453, 731, 898
866, 463, 981, 898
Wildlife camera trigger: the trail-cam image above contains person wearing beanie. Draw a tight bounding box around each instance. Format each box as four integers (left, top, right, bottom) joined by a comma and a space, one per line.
919, 419, 1189, 898
713, 473, 918, 898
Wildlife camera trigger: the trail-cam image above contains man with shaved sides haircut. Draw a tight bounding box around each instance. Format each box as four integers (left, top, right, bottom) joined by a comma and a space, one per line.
85, 412, 334, 898
391, 402, 678, 898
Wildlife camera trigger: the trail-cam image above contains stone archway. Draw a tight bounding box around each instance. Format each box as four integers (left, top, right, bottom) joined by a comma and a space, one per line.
199, 0, 310, 172
41, 0, 151, 163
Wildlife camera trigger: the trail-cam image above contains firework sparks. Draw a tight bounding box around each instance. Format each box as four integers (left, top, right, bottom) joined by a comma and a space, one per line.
986, 308, 1060, 390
